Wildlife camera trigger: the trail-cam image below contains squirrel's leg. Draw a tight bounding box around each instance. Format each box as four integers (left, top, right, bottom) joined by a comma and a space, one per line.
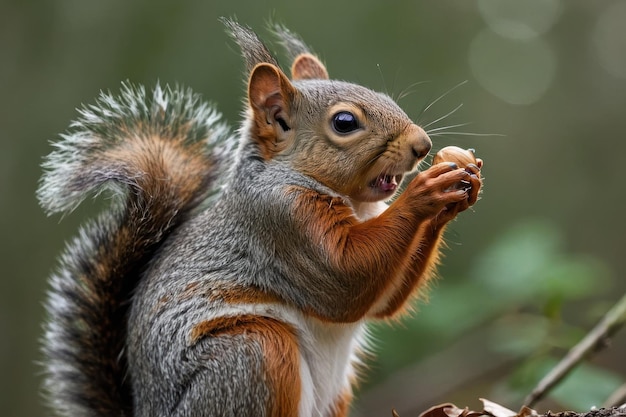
372, 163, 482, 318
176, 315, 302, 417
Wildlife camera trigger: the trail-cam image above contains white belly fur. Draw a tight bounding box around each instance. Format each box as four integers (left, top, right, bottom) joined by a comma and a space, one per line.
200, 298, 368, 415
297, 316, 367, 417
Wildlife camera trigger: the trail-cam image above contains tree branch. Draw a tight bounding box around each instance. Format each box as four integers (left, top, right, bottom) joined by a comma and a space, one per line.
524, 293, 626, 408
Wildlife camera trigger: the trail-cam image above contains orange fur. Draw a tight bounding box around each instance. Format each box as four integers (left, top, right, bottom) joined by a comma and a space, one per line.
286, 185, 428, 322
106, 133, 212, 203
374, 222, 447, 318
190, 315, 301, 417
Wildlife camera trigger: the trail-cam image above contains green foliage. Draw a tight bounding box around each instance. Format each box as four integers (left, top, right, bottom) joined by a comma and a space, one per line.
368, 218, 620, 410
474, 220, 609, 305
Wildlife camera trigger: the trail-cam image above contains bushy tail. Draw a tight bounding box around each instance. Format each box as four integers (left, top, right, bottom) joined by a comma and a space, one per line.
38, 82, 232, 417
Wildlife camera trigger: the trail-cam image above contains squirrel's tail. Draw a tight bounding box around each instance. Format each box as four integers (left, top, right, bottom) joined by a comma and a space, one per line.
38, 82, 232, 417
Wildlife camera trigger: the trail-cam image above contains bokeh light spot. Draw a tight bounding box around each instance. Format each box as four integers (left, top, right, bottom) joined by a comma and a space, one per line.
469, 29, 556, 105
478, 0, 563, 40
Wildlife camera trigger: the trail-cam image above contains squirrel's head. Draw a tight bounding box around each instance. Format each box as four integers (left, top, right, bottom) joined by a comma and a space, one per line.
226, 19, 432, 203
246, 55, 432, 203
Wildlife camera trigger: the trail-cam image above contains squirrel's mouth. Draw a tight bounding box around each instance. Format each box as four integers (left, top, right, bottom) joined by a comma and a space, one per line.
369, 173, 404, 195
350, 170, 411, 202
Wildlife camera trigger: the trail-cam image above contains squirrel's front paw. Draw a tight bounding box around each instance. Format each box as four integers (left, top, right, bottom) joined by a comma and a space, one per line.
429, 146, 483, 223
407, 163, 474, 218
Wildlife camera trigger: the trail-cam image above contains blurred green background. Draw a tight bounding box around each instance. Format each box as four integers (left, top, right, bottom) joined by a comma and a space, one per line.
2, 1, 626, 416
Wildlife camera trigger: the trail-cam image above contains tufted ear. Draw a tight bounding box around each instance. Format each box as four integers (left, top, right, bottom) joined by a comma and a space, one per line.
248, 63, 297, 159
222, 18, 280, 75
291, 53, 329, 80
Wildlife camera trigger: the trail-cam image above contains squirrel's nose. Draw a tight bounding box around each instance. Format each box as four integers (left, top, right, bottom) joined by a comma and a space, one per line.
405, 124, 432, 160
411, 140, 432, 159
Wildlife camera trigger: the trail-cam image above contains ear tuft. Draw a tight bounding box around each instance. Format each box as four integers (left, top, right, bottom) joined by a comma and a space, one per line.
222, 18, 279, 74
291, 53, 329, 80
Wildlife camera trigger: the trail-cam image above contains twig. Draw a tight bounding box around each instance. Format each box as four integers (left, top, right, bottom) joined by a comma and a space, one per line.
524, 292, 626, 408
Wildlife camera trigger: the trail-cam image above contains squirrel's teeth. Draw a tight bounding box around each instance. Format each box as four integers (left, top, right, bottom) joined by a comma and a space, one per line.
375, 174, 398, 192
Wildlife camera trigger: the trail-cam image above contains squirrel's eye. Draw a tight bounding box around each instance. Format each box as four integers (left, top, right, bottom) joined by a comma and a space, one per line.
331, 111, 360, 134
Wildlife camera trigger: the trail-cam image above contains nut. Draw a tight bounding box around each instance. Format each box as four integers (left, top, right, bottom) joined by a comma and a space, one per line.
432, 146, 483, 169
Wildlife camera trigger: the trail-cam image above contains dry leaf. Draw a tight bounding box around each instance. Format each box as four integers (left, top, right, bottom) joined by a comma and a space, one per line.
418, 399, 539, 417
418, 403, 485, 417
480, 398, 517, 417
518, 406, 540, 417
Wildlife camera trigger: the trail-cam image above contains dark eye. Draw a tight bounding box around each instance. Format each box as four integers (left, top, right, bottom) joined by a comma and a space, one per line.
331, 111, 360, 134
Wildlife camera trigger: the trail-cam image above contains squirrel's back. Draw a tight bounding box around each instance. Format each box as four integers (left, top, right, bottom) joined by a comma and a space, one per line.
38, 83, 232, 416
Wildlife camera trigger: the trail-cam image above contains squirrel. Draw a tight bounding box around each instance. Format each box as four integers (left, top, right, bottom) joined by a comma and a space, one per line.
38, 19, 483, 417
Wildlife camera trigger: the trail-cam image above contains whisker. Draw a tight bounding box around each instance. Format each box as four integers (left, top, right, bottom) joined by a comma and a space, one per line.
426, 122, 472, 134
429, 131, 505, 137
418, 80, 468, 121
422, 103, 464, 129
396, 81, 431, 102
376, 64, 389, 96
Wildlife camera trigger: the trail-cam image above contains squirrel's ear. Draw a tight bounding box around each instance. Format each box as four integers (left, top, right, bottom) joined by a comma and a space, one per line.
248, 63, 297, 159
291, 53, 329, 80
